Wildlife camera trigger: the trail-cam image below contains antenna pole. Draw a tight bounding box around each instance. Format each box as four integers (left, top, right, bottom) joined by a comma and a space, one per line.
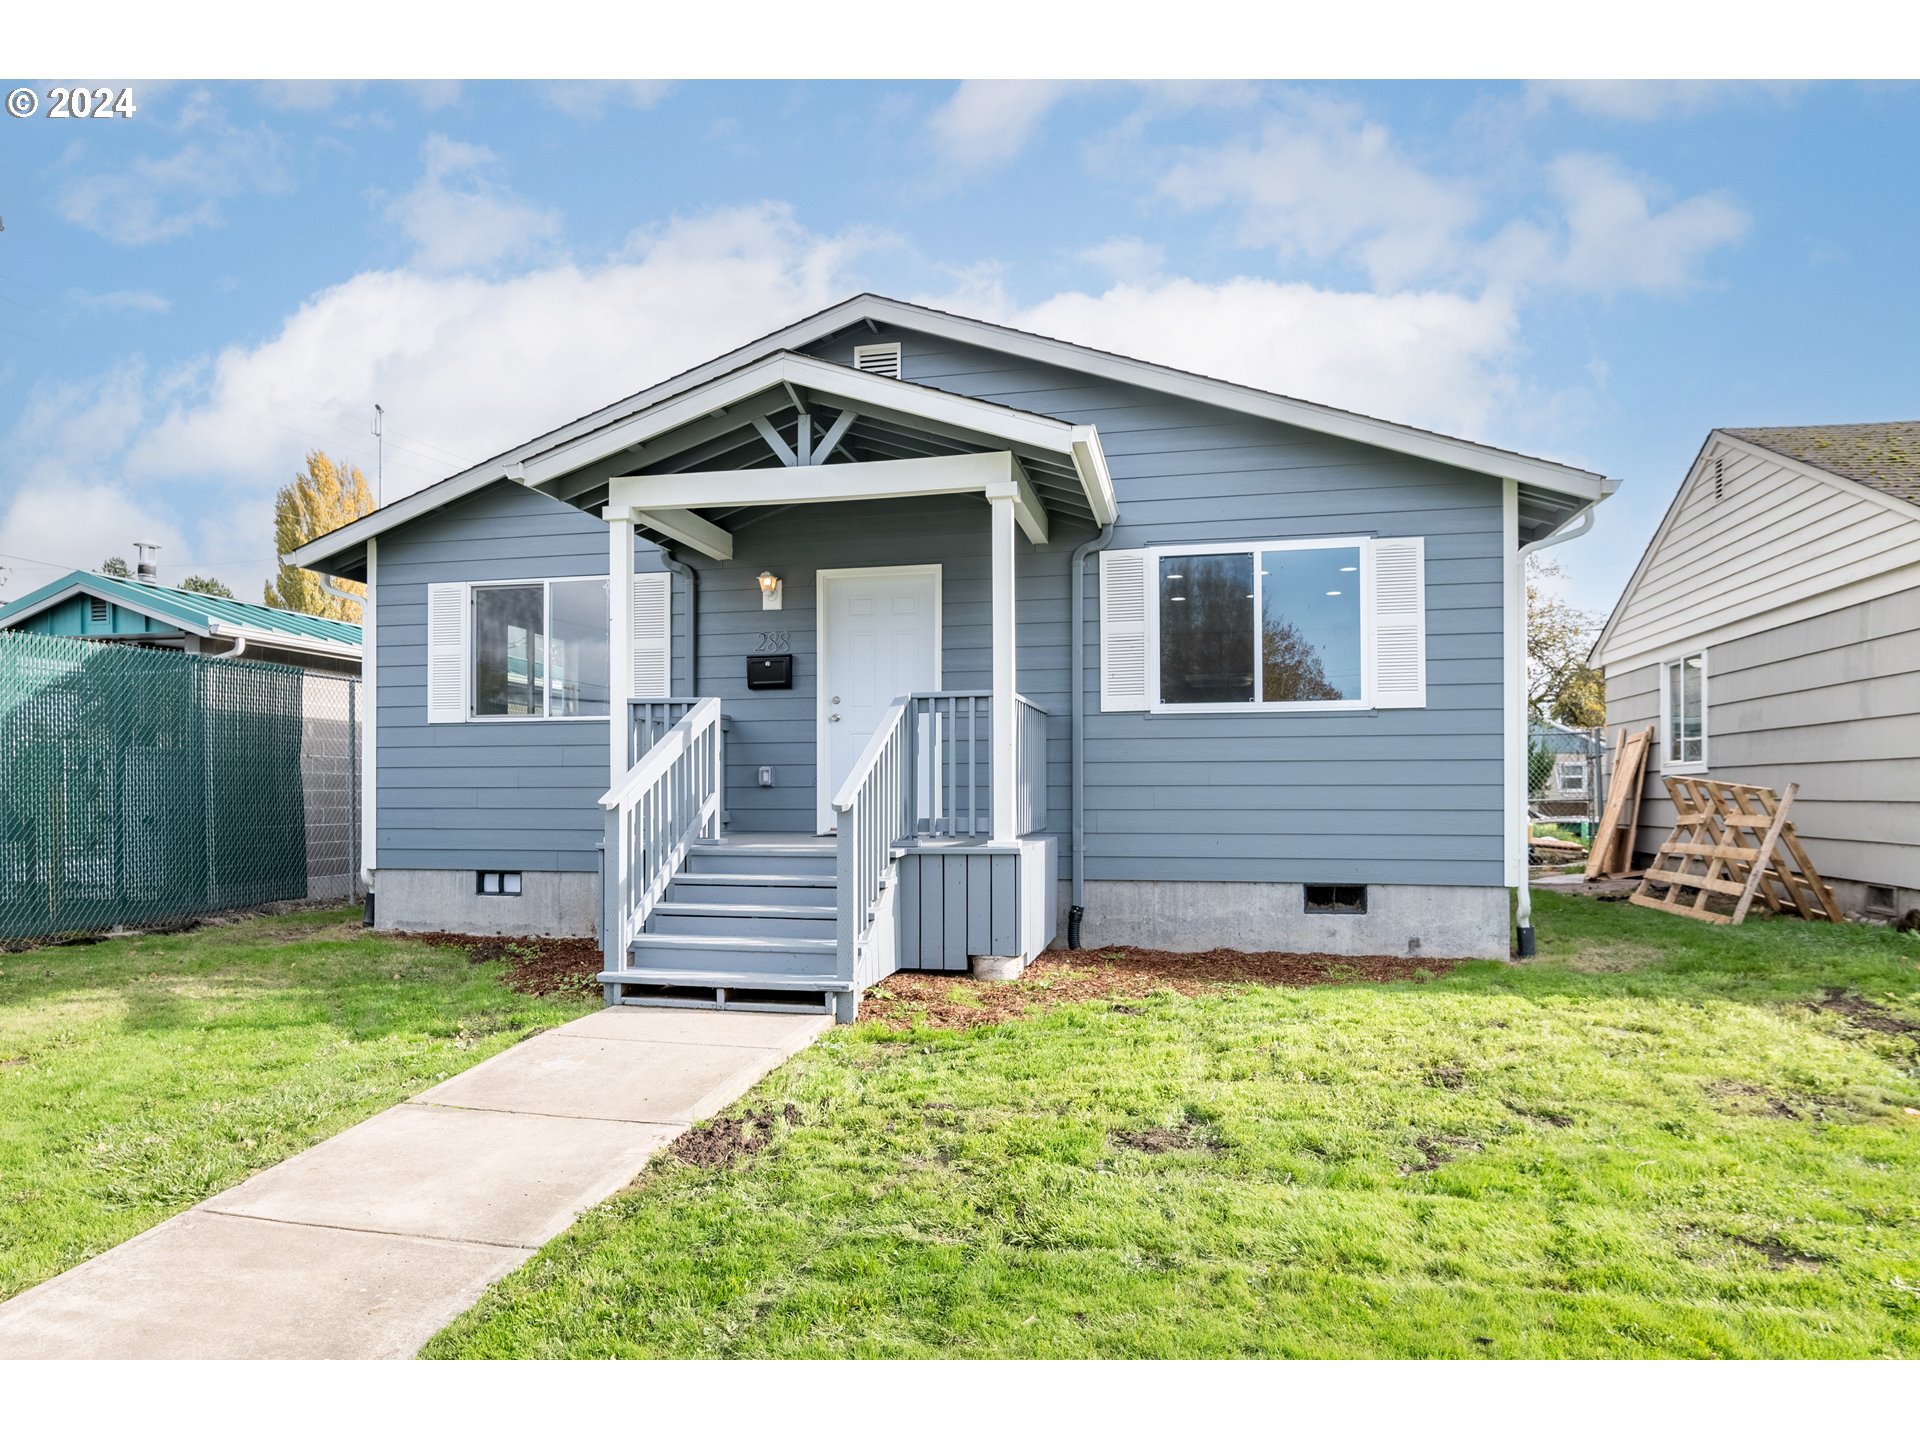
372, 403, 385, 507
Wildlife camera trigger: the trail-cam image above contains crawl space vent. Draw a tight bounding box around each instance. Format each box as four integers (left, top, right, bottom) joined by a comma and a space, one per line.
853, 342, 902, 380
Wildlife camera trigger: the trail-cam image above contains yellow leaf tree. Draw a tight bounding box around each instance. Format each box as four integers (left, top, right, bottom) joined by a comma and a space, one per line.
265, 451, 376, 621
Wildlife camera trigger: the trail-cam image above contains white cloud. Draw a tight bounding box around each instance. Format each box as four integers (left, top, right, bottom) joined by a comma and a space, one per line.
1526, 80, 1802, 121
70, 288, 171, 314
1076, 236, 1166, 286
926, 81, 1081, 171
254, 80, 367, 112
55, 90, 289, 246
1159, 97, 1480, 289
542, 81, 674, 119
382, 134, 563, 272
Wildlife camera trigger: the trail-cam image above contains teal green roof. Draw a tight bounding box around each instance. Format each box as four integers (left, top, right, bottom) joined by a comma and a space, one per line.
0, 571, 361, 651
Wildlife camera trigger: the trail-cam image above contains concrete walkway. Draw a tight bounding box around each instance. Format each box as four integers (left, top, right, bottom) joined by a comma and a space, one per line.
0, 1007, 827, 1359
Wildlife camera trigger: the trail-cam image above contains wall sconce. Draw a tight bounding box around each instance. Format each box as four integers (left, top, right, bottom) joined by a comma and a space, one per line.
757, 570, 783, 610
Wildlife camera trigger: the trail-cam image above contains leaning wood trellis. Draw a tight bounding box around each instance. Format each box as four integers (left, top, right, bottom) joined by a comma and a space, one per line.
1629, 777, 1843, 925
1585, 725, 1654, 879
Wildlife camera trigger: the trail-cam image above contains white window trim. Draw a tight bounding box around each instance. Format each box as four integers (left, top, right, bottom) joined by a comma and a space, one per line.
1555, 758, 1589, 795
1145, 536, 1375, 714
468, 574, 609, 724
1658, 648, 1709, 773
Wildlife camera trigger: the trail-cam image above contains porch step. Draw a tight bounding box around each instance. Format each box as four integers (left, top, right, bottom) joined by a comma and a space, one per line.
665, 872, 838, 907
645, 900, 838, 940
624, 931, 838, 978
598, 966, 851, 994
685, 842, 836, 878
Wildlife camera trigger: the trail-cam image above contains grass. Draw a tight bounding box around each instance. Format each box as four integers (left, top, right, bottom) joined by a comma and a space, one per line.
0, 910, 595, 1300
426, 893, 1920, 1359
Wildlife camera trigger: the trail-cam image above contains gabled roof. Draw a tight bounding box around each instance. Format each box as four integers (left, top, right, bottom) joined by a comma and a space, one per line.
1723, 422, 1920, 507
290, 294, 1618, 577
0, 571, 362, 656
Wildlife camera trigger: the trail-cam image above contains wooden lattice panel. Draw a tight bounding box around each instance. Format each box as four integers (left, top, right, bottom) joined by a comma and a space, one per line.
1629, 778, 1842, 925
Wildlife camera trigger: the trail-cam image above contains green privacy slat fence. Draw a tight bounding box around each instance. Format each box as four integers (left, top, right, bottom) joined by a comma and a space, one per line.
0, 631, 361, 941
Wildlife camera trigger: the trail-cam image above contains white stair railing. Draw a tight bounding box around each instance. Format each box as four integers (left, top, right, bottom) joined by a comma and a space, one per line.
600, 696, 723, 969
1014, 693, 1049, 836
833, 698, 914, 991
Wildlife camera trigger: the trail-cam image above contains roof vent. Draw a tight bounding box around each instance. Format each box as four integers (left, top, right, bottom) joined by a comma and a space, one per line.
88, 596, 110, 625
133, 540, 161, 586
853, 342, 902, 380
1712, 456, 1725, 502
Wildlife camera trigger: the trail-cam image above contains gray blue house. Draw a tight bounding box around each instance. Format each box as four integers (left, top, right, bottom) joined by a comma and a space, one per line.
290, 295, 1616, 1019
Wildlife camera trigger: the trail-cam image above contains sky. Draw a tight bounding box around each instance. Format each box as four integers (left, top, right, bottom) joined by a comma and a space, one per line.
0, 77, 1915, 619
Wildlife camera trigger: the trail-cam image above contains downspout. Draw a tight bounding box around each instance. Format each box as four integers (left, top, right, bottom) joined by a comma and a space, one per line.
656, 546, 698, 692
1512, 502, 1598, 958
1068, 521, 1115, 949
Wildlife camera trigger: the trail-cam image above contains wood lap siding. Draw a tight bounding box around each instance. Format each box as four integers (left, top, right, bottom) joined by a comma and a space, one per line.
376, 482, 671, 873
804, 328, 1508, 888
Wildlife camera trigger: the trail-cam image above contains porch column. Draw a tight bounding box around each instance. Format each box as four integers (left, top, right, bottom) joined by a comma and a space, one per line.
989, 492, 1018, 843
606, 507, 636, 778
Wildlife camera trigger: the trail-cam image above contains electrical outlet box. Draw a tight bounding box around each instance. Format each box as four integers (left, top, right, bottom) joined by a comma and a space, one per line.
757, 765, 775, 787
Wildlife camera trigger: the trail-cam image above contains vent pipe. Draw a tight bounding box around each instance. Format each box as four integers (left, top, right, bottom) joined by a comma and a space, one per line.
133, 540, 162, 586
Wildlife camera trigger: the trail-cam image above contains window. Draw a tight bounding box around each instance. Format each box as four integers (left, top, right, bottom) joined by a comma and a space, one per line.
1662, 651, 1707, 770
471, 578, 609, 720
1555, 758, 1588, 796
476, 871, 523, 896
1154, 539, 1366, 709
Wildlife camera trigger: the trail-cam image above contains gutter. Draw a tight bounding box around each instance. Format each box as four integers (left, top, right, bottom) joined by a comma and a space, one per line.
1512, 502, 1598, 958
655, 546, 697, 690
1068, 521, 1115, 948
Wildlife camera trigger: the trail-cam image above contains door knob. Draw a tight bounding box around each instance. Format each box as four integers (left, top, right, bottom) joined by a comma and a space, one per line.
830, 713, 841, 722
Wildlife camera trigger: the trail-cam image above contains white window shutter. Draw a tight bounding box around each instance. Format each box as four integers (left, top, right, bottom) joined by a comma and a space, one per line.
1369, 537, 1426, 709
426, 582, 468, 723
1099, 548, 1150, 712
632, 571, 672, 698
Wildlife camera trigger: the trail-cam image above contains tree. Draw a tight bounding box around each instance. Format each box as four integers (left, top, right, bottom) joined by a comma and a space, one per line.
264, 450, 375, 621
1526, 556, 1606, 728
1262, 618, 1342, 701
99, 556, 131, 578
180, 575, 234, 599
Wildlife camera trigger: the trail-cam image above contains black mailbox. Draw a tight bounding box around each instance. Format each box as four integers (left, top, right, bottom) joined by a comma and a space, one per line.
747, 655, 794, 690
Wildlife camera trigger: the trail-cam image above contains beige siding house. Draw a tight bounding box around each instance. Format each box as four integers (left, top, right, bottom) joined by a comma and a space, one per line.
1592, 422, 1920, 916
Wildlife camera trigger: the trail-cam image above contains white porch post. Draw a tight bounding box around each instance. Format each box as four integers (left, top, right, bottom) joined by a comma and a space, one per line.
607, 507, 636, 778
989, 492, 1018, 843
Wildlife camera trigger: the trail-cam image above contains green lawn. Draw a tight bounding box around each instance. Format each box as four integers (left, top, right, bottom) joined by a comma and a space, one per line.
427, 893, 1920, 1359
0, 911, 595, 1300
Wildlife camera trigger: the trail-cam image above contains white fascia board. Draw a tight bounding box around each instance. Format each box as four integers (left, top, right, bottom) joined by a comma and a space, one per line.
203, 621, 364, 659
611, 450, 1017, 512
1070, 426, 1117, 527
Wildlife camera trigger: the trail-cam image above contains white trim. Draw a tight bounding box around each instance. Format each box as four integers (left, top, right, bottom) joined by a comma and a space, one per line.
608, 515, 635, 774
362, 538, 377, 888
814, 563, 943, 834
1502, 479, 1522, 888
1656, 648, 1710, 774
612, 449, 1018, 511
989, 495, 1018, 843
463, 574, 612, 724
1141, 536, 1376, 714
287, 295, 1607, 575
629, 507, 733, 561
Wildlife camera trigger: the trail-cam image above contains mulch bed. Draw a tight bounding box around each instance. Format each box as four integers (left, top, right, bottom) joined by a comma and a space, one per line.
414, 931, 603, 997
858, 946, 1459, 1030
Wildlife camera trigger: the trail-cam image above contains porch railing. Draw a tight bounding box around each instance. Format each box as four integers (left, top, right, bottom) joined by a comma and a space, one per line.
906, 690, 1048, 838
1014, 693, 1049, 837
628, 697, 703, 765
832, 698, 915, 991
600, 697, 723, 967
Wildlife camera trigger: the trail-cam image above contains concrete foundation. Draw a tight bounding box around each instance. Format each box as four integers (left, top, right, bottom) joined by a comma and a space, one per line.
373, 868, 596, 937
1058, 880, 1509, 961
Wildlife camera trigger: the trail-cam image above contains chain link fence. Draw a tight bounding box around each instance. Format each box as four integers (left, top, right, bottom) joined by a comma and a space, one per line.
1528, 724, 1607, 843
0, 631, 361, 941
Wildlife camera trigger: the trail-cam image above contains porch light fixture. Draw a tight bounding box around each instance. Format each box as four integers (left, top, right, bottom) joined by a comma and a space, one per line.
757, 570, 783, 610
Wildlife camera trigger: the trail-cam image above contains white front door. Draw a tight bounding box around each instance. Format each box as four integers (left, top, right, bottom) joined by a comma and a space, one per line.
817, 565, 941, 832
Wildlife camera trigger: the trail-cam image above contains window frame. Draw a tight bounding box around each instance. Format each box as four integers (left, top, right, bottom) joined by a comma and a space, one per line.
467, 574, 609, 724
1658, 649, 1709, 773
1145, 536, 1375, 715
1555, 757, 1589, 796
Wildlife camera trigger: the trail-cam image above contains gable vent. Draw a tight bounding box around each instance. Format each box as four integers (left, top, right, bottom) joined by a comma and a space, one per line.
853, 342, 902, 380
1713, 455, 1725, 501
88, 596, 110, 625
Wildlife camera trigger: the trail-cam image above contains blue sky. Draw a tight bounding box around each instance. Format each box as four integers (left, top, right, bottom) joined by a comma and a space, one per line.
1, 78, 1915, 617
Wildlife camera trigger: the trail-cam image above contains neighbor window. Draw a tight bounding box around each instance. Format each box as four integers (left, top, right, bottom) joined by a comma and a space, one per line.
1662, 651, 1707, 770
1156, 540, 1365, 709
472, 578, 609, 719
1556, 758, 1588, 795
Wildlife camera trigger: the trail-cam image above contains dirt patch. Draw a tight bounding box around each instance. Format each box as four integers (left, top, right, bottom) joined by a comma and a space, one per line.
415, 931, 602, 998
1502, 1101, 1574, 1128
1809, 988, 1920, 1037
669, 1104, 803, 1168
1731, 1234, 1824, 1270
1711, 1080, 1809, 1119
1401, 1134, 1482, 1174
1562, 942, 1664, 974
859, 946, 1460, 1030
1112, 1119, 1223, 1154
1423, 1065, 1469, 1090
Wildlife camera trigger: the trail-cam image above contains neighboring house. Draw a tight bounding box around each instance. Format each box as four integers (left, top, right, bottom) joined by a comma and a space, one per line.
290, 294, 1615, 1019
1591, 421, 1920, 916
1529, 718, 1599, 803
0, 571, 363, 674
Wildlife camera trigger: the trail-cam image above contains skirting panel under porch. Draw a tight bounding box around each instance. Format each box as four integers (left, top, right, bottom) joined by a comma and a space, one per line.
1064, 880, 1509, 961
373, 869, 597, 937
895, 837, 1057, 972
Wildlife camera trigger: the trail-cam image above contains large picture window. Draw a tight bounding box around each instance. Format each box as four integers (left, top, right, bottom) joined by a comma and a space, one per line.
471, 577, 609, 719
1155, 539, 1367, 710
1662, 650, 1706, 770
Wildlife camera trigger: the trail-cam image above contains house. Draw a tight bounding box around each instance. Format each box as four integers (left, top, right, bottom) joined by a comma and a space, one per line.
1591, 421, 1920, 916
0, 570, 363, 674
1528, 717, 1600, 824
289, 294, 1616, 1019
